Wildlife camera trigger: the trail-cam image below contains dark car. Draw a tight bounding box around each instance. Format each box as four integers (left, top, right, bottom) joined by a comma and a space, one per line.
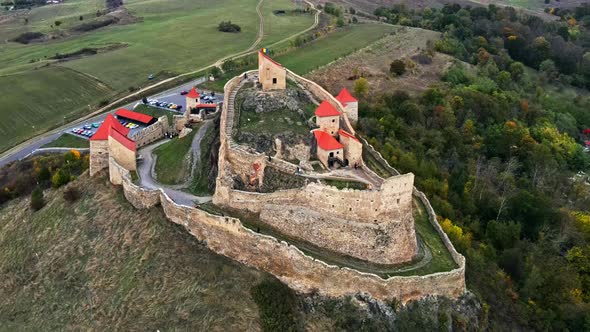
180, 90, 188, 95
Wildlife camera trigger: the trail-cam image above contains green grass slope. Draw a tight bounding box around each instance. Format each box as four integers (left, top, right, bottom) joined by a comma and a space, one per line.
0, 173, 265, 331
0, 66, 113, 153
275, 24, 397, 74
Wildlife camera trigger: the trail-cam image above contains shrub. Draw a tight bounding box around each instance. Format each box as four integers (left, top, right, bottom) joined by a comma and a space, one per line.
353, 77, 369, 97
54, 20, 62, 27
250, 279, 299, 332
30, 187, 44, 211
11, 31, 44, 44
63, 186, 81, 203
51, 168, 71, 188
218, 21, 241, 33
390, 59, 407, 76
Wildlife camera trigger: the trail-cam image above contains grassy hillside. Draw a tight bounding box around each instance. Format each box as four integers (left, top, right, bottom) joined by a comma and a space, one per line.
0, 66, 113, 153
0, 173, 265, 330
275, 24, 397, 74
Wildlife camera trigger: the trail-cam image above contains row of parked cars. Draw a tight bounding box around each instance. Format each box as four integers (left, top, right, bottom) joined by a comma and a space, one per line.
118, 120, 140, 129
72, 128, 93, 137
146, 99, 182, 111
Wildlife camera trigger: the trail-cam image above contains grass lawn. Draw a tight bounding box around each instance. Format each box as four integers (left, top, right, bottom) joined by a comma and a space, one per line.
188, 120, 217, 196
0, 66, 113, 153
153, 126, 198, 185
42, 133, 90, 149
133, 104, 175, 124
275, 24, 397, 74
260, 0, 315, 45
0, 173, 265, 330
322, 179, 368, 190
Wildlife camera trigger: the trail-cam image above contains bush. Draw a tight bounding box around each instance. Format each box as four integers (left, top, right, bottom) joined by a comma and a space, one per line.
250, 279, 299, 332
390, 59, 407, 76
218, 21, 241, 33
63, 186, 81, 203
30, 187, 44, 211
51, 168, 71, 188
11, 31, 44, 44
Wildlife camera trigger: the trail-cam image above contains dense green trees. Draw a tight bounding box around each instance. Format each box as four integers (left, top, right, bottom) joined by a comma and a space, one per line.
359, 5, 590, 328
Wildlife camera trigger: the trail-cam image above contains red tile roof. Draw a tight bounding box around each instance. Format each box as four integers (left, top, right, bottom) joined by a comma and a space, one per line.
109, 127, 136, 152
186, 87, 200, 99
90, 114, 130, 141
339, 129, 360, 142
115, 108, 154, 125
259, 50, 283, 68
195, 104, 218, 108
336, 88, 357, 104
314, 130, 343, 151
314, 100, 341, 117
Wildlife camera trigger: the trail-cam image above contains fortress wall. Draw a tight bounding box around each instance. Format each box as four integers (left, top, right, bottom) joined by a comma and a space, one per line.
109, 158, 465, 302
220, 177, 414, 225
286, 69, 355, 135
130, 116, 168, 148
259, 204, 417, 264
89, 140, 109, 176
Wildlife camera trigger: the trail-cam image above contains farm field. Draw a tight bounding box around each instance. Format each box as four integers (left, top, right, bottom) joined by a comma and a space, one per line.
0, 66, 113, 153
275, 23, 397, 74
0, 0, 315, 154
260, 0, 315, 45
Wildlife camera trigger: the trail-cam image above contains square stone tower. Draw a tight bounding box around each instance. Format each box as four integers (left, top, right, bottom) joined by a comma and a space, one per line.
258, 50, 286, 91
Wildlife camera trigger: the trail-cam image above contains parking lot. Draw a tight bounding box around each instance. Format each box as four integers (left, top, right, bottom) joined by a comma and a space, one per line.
64, 85, 222, 141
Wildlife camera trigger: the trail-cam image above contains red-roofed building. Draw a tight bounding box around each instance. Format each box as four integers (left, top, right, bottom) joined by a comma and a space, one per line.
313, 129, 344, 168
338, 129, 362, 167
89, 113, 136, 176
115, 108, 155, 125
186, 87, 201, 110
315, 101, 340, 136
258, 50, 286, 91
90, 114, 129, 142
335, 88, 358, 125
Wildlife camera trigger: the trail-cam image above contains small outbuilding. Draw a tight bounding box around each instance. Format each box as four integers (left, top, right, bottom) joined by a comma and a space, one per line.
313, 129, 344, 168
115, 108, 156, 126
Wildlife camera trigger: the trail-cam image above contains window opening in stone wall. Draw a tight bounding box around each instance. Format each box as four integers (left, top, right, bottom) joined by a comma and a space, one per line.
273, 78, 277, 84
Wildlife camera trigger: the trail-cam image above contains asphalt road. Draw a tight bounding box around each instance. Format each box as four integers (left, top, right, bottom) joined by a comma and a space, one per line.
0, 77, 206, 168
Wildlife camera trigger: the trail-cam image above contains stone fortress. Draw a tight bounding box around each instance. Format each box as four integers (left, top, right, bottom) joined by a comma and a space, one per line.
88, 50, 466, 303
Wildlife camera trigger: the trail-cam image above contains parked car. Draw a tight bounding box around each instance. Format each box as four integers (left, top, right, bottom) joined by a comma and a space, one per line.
180, 90, 188, 95
92, 123, 99, 128
148, 74, 154, 80
83, 124, 91, 129
177, 105, 183, 111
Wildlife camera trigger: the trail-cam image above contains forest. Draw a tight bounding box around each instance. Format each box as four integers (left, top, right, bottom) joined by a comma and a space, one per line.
360, 4, 590, 330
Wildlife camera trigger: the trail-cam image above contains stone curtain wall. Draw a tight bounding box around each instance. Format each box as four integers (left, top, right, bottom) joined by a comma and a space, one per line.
129, 116, 169, 148
110, 158, 465, 303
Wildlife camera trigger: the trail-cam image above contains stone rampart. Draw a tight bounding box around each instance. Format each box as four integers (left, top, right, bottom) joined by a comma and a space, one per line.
130, 116, 168, 148
109, 158, 465, 303
89, 140, 109, 176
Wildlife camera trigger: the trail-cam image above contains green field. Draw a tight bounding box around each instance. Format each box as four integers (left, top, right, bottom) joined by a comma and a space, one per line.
153, 127, 198, 185
0, 0, 313, 154
0, 66, 113, 153
275, 24, 397, 74
260, 0, 315, 46
41, 133, 90, 149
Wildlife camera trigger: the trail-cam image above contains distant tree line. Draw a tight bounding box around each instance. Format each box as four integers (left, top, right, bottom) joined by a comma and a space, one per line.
375, 3, 590, 89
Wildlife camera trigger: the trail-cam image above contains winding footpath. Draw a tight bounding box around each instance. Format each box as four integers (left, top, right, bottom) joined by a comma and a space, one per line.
136, 122, 213, 206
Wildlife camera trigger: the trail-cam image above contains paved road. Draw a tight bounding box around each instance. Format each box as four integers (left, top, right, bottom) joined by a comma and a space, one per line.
136, 129, 212, 206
